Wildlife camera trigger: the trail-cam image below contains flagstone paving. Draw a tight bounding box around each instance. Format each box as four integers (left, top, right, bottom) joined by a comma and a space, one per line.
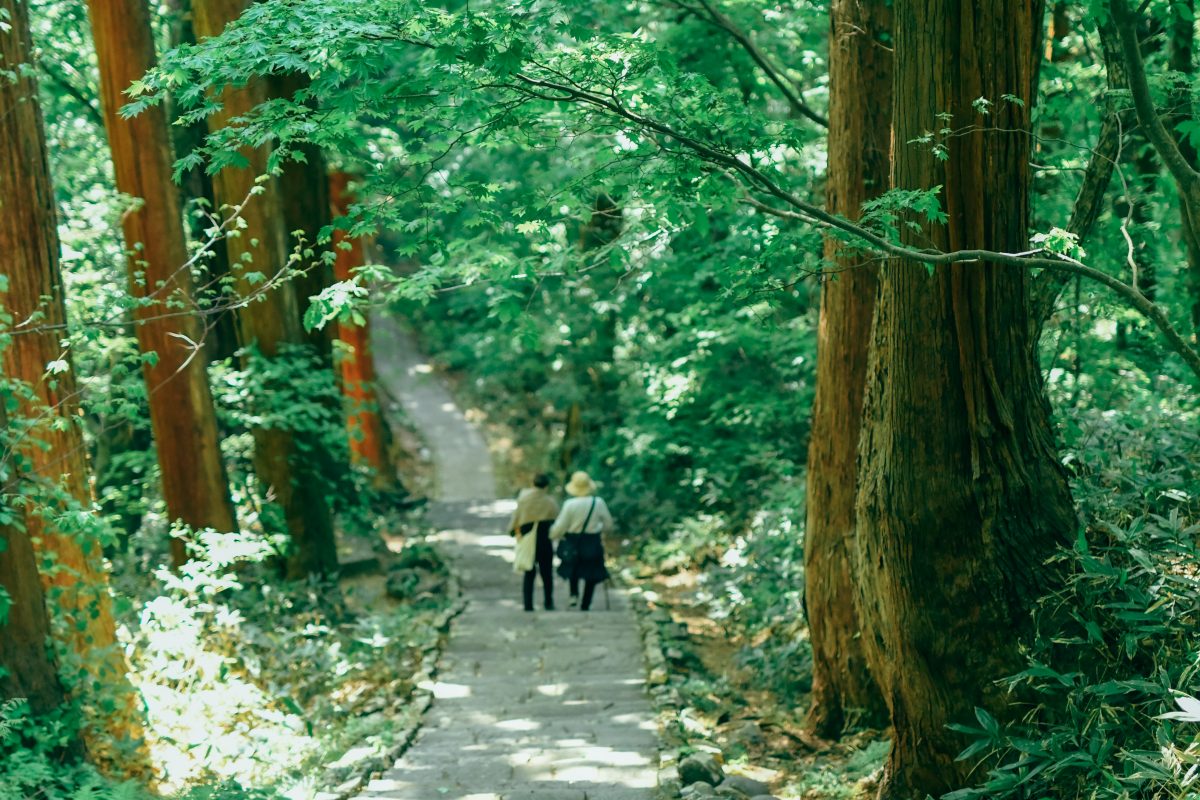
368, 316, 660, 800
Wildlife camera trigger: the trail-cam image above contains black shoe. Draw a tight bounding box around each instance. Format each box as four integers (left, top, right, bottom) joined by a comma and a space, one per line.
524, 606, 535, 612
545, 603, 555, 611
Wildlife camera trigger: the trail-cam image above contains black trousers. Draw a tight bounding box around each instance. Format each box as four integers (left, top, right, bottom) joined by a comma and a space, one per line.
580, 578, 602, 611
568, 577, 603, 608
523, 524, 554, 610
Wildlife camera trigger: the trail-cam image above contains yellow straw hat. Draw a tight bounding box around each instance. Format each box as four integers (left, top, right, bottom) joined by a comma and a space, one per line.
565, 471, 597, 496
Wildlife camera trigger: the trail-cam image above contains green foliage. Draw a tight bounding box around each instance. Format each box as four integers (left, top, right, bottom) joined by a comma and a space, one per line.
949, 400, 1200, 800
111, 527, 444, 794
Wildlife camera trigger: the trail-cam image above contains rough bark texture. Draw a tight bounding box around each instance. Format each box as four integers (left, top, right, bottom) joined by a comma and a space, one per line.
0, 522, 66, 715
330, 172, 394, 488
87, 0, 237, 566
0, 427, 69, 717
853, 1, 1077, 796
803, 0, 890, 739
0, 0, 145, 771
165, 0, 240, 362
192, 0, 339, 578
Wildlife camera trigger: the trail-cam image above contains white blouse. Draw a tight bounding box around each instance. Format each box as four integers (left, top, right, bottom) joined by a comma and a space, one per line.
550, 495, 615, 540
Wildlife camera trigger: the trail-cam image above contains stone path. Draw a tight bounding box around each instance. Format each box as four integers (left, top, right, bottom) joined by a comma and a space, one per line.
366, 315, 660, 800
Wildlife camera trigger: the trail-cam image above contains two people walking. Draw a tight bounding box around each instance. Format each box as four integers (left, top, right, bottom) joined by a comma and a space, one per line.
508, 471, 613, 611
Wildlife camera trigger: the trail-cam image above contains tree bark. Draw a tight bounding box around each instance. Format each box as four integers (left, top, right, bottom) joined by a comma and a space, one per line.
330, 171, 395, 489
803, 0, 890, 739
273, 73, 336, 357
192, 0, 339, 578
87, 0, 238, 566
0, 517, 69, 718
165, 0, 240, 363
0, 400, 71, 722
0, 0, 146, 773
853, 0, 1077, 796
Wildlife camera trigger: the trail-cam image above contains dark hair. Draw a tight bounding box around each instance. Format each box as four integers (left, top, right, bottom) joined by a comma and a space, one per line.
533, 473, 550, 489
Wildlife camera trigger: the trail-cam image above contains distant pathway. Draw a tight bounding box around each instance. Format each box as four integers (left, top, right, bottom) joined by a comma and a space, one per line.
366, 315, 660, 800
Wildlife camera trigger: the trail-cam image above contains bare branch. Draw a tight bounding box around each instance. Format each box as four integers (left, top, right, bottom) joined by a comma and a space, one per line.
666, 0, 828, 127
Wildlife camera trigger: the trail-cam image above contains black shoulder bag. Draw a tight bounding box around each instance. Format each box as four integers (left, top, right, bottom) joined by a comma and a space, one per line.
556, 498, 597, 564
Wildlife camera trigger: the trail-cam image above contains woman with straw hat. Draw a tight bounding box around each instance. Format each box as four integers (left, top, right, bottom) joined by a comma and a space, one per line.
551, 471, 614, 610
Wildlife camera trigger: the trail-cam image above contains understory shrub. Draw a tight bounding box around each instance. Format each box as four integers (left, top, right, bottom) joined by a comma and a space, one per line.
951, 401, 1200, 800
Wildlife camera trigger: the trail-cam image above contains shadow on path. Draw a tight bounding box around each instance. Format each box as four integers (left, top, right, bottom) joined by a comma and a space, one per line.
364, 315, 659, 800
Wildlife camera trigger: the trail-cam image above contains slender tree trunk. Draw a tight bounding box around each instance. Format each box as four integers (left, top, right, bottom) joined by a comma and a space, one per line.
87, 0, 238, 566
559, 194, 623, 472
1168, 0, 1200, 339
192, 0, 339, 578
0, 0, 146, 773
330, 171, 395, 489
273, 73, 336, 356
854, 1, 1077, 796
1128, 145, 1161, 303
803, 0, 890, 739
165, 0, 240, 362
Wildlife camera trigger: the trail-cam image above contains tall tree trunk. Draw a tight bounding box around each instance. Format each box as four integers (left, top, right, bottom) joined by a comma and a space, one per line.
0, 518, 71, 719
87, 0, 238, 566
165, 0, 240, 362
330, 171, 395, 490
0, 401, 72, 725
853, 0, 1077, 796
559, 193, 624, 473
0, 0, 145, 773
192, 0, 339, 579
272, 73, 336, 357
1168, 0, 1200, 339
803, 0, 890, 739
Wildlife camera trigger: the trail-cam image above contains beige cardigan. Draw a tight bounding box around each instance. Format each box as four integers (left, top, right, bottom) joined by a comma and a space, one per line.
508, 488, 560, 534
510, 488, 559, 573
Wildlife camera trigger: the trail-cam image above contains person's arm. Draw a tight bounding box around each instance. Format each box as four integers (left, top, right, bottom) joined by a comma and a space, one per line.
596, 498, 615, 535
550, 502, 571, 541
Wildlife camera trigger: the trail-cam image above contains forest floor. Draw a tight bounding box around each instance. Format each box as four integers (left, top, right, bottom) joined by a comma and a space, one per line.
359, 315, 661, 799
633, 565, 888, 799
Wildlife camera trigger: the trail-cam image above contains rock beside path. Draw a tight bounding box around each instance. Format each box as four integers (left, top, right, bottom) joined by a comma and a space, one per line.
679, 752, 725, 787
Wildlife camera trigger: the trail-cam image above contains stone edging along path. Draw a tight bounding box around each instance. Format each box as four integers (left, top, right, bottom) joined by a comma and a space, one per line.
342, 315, 665, 800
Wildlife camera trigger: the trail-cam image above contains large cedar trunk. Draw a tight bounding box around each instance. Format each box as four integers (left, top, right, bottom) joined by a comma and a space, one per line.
0, 402, 70, 721
0, 0, 145, 771
853, 1, 1077, 797
192, 0, 339, 578
330, 171, 395, 489
0, 516, 69, 717
87, 0, 238, 567
802, 0, 891, 739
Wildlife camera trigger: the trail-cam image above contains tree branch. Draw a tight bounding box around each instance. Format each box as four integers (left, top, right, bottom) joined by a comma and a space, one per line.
503, 67, 1200, 383
743, 197, 1200, 383
38, 57, 104, 128
670, 0, 828, 127
1110, 0, 1200, 199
